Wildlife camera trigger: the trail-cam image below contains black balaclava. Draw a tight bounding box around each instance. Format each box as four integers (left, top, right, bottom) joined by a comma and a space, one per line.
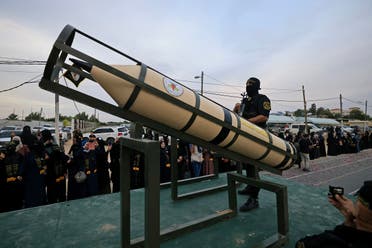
246, 77, 261, 97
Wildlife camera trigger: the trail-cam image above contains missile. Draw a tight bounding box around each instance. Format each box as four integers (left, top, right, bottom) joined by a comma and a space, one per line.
65, 59, 297, 170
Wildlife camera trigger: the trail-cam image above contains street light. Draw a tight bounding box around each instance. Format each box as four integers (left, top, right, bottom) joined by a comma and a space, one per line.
194, 71, 204, 95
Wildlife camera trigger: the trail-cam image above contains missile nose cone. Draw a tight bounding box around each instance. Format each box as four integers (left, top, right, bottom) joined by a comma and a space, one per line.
69, 58, 92, 72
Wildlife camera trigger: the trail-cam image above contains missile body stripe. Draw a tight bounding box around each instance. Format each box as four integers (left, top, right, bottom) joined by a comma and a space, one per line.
123, 64, 147, 110
210, 108, 232, 145
257, 131, 273, 161
180, 92, 201, 132
223, 112, 241, 148
274, 142, 292, 169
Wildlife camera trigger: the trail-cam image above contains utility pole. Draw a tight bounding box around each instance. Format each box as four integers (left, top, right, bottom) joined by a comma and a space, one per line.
39, 107, 43, 126
302, 85, 308, 134
194, 71, 204, 95
94, 108, 97, 128
365, 100, 368, 132
51, 68, 60, 146
340, 94, 343, 127
55, 93, 60, 146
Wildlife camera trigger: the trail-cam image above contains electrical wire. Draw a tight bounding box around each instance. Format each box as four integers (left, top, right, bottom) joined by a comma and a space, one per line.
0, 56, 30, 60
0, 73, 43, 93
0, 57, 46, 65
307, 97, 339, 102
343, 97, 365, 105
62, 76, 81, 115
0, 69, 42, 73
0, 60, 46, 65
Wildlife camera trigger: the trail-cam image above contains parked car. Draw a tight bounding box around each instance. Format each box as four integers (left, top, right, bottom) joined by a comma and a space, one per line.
288, 123, 322, 134
83, 126, 129, 144
0, 126, 22, 132
62, 126, 72, 140
341, 126, 354, 134
42, 127, 68, 141
32, 126, 44, 134
0, 130, 22, 148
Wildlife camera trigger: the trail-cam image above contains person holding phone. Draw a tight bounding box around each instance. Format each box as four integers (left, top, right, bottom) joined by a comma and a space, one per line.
296, 181, 372, 247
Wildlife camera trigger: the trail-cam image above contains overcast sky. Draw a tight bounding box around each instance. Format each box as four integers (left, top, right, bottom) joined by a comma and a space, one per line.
0, 0, 371, 122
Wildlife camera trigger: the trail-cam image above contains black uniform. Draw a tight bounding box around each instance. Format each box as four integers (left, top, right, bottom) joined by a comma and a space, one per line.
96, 140, 110, 194
240, 94, 271, 199
23, 141, 47, 208
44, 143, 68, 204
109, 141, 121, 193
67, 140, 87, 200
2, 147, 24, 211
241, 94, 271, 128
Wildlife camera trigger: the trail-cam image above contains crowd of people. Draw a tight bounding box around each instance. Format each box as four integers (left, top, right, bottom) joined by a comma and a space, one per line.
0, 126, 64, 212
0, 125, 227, 213
146, 132, 217, 184
278, 126, 372, 172
1, 76, 371, 247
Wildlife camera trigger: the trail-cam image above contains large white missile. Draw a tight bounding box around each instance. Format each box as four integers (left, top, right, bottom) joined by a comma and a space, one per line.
65, 59, 296, 170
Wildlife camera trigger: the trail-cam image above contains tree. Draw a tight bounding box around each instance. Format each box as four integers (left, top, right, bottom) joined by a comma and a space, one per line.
59, 114, 72, 121
88, 114, 99, 123
309, 103, 316, 116
316, 107, 334, 118
293, 109, 305, 117
25, 112, 43, 121
333, 113, 341, 119
348, 109, 365, 120
74, 112, 89, 121
6, 113, 18, 120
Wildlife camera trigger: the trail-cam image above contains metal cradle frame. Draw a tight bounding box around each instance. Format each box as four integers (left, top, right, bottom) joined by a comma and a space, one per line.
120, 137, 236, 248
39, 24, 290, 248
227, 172, 289, 248
120, 137, 288, 248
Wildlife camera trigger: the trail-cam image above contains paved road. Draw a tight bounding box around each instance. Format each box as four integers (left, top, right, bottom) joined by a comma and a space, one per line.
281, 148, 372, 194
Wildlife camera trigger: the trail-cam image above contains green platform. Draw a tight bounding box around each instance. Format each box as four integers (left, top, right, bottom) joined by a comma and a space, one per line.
0, 174, 343, 248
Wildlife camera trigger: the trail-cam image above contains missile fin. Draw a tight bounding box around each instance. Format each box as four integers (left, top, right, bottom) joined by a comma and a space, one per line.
63, 59, 93, 87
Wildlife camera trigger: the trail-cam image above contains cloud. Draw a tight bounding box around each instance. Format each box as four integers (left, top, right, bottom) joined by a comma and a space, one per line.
0, 18, 53, 59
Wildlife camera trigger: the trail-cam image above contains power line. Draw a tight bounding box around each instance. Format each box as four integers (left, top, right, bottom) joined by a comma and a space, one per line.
63, 76, 81, 114
0, 69, 42, 73
203, 90, 340, 103
203, 92, 239, 99
175, 79, 200, 84
0, 73, 42, 93
204, 73, 302, 92
176, 78, 237, 87
307, 97, 339, 102
343, 97, 372, 110
178, 78, 302, 92
0, 60, 46, 65
343, 97, 364, 105
0, 80, 39, 93
0, 56, 31, 60
204, 73, 228, 84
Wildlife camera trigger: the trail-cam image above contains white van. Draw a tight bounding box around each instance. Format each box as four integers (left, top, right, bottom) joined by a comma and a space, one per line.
289, 123, 322, 134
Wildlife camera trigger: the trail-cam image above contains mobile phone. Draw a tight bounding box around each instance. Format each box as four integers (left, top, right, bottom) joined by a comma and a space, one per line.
328, 185, 344, 199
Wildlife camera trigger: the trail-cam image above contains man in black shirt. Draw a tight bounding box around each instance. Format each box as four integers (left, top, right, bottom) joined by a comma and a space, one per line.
233, 77, 271, 212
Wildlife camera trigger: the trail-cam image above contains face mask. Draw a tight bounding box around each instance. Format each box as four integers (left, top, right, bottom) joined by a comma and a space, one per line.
246, 85, 259, 96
